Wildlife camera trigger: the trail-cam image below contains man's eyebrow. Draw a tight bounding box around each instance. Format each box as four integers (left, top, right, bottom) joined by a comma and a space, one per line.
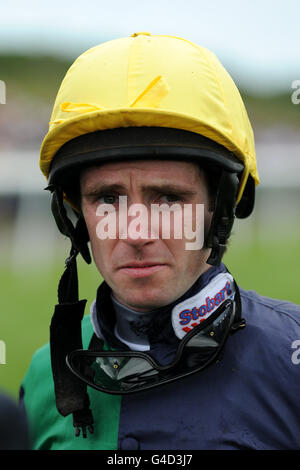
142, 183, 197, 196
81, 181, 198, 197
81, 183, 126, 197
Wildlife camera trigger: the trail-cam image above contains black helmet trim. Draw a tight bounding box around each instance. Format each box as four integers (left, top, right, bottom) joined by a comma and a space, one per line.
48, 127, 244, 187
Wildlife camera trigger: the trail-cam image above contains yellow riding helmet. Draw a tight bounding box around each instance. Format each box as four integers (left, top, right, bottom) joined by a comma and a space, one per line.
40, 32, 258, 207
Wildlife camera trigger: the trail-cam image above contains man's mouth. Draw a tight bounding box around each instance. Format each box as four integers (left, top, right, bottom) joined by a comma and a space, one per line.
118, 262, 167, 278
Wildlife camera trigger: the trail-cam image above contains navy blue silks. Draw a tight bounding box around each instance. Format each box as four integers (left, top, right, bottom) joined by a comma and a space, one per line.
95, 264, 300, 449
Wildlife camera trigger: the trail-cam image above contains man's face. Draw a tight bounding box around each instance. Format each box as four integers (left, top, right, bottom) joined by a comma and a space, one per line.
80, 159, 213, 312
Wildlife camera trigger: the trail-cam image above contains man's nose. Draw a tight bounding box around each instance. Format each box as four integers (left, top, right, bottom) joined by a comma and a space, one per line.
118, 201, 156, 246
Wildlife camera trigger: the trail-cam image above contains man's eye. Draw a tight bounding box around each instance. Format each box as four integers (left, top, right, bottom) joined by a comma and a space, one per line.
98, 194, 118, 204
160, 194, 182, 203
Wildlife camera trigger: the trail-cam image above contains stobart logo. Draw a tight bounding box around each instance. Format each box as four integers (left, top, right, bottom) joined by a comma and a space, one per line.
171, 273, 235, 339
179, 281, 232, 332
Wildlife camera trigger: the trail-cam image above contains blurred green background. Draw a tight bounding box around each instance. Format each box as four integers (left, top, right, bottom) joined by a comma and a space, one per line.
1, 46, 300, 399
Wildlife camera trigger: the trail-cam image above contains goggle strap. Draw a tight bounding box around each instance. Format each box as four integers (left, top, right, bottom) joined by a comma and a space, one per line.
230, 279, 246, 334
50, 247, 94, 437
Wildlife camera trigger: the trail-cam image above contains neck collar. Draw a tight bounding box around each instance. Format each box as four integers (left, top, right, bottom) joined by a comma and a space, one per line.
111, 295, 154, 351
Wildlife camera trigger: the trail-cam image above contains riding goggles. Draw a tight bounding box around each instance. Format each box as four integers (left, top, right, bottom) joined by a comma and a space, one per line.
66, 298, 243, 395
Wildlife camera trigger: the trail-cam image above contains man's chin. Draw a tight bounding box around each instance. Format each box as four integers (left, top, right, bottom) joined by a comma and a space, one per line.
114, 290, 177, 313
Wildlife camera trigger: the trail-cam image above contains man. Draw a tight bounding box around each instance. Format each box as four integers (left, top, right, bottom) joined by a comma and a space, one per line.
21, 32, 300, 450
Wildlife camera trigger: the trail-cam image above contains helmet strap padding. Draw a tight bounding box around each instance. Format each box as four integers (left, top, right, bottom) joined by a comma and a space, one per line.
206, 170, 239, 266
